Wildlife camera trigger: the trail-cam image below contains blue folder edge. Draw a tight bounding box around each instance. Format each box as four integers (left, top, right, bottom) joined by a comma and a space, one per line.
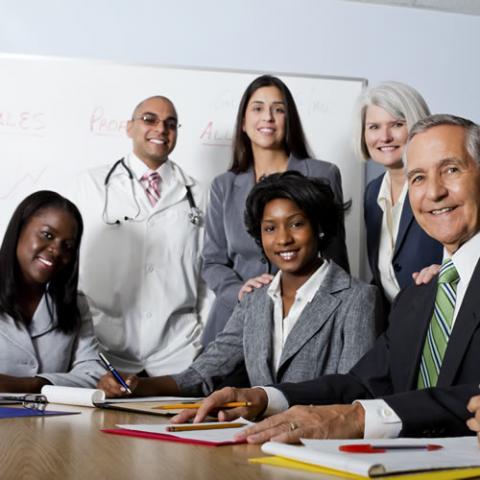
0, 407, 80, 418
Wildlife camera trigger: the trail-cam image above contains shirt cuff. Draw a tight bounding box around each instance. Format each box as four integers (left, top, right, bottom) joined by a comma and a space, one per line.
355, 399, 402, 438
254, 386, 289, 416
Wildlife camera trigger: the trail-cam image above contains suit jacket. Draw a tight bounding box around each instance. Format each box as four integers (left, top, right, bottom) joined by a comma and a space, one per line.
276, 258, 480, 438
201, 155, 349, 345
172, 262, 380, 396
364, 174, 443, 301
0, 293, 103, 388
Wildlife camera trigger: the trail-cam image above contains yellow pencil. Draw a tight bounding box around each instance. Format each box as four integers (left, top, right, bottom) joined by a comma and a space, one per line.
153, 401, 252, 410
166, 422, 246, 432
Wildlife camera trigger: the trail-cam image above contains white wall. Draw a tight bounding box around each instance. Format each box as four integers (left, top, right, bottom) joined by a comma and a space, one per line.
1, 0, 478, 120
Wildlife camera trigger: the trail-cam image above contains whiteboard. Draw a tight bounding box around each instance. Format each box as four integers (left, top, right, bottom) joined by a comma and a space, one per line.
0, 54, 366, 276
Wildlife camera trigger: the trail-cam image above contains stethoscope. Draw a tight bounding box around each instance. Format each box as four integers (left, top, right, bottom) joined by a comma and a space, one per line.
102, 158, 202, 226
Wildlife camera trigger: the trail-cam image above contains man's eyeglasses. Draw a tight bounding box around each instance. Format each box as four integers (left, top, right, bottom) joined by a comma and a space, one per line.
0, 394, 48, 413
133, 113, 181, 131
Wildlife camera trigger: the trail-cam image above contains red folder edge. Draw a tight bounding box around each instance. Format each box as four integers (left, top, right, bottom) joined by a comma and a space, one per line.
101, 428, 246, 447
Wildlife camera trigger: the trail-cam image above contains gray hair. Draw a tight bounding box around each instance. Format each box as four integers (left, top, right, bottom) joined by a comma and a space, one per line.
405, 114, 480, 166
352, 81, 430, 160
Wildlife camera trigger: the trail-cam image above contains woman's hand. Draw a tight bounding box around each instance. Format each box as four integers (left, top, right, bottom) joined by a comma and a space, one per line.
170, 387, 268, 424
238, 274, 274, 301
96, 372, 138, 398
466, 395, 480, 443
412, 264, 441, 285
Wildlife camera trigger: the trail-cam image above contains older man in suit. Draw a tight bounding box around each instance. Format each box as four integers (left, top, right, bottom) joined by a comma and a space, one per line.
175, 114, 480, 443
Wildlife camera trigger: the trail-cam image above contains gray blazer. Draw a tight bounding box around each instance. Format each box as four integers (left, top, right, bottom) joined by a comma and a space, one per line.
201, 155, 349, 345
173, 262, 380, 396
0, 293, 103, 388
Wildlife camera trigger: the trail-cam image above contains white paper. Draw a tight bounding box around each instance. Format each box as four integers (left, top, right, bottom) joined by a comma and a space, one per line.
41, 386, 105, 407
116, 418, 253, 444
262, 437, 480, 477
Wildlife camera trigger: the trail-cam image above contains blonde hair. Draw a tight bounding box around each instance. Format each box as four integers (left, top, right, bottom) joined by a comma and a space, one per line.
352, 81, 430, 161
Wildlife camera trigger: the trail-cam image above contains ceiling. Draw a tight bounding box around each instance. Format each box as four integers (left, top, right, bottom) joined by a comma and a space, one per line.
346, 0, 480, 16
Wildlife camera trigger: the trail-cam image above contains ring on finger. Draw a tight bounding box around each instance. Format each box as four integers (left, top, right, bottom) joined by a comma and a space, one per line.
289, 422, 298, 431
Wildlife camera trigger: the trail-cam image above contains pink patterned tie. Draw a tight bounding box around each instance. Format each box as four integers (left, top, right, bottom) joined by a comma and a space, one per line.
141, 171, 161, 206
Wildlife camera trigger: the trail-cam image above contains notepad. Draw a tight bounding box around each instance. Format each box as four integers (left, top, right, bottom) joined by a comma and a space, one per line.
258, 437, 480, 478
105, 419, 252, 446
0, 407, 79, 419
40, 385, 202, 412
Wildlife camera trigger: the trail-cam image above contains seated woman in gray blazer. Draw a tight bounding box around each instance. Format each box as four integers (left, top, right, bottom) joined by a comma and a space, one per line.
0, 191, 103, 392
201, 75, 350, 346
98, 172, 381, 398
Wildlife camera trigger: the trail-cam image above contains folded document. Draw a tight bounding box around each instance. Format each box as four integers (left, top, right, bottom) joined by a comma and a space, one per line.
258, 436, 480, 478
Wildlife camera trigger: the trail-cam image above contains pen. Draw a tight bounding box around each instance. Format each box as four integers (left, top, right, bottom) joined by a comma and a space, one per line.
339, 443, 443, 454
98, 353, 132, 395
153, 401, 252, 410
166, 422, 246, 432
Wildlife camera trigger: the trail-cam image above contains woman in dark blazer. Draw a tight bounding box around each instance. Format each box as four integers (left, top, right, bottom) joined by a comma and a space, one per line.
353, 82, 442, 306
201, 75, 349, 345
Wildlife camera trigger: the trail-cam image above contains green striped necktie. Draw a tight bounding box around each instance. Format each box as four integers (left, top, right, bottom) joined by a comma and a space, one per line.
417, 258, 459, 389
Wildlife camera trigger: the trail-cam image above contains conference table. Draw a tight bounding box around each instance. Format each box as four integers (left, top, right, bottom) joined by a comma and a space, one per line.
0, 404, 335, 480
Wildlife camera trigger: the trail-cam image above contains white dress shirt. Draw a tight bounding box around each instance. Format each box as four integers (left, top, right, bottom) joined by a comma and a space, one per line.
267, 260, 330, 373
376, 172, 408, 302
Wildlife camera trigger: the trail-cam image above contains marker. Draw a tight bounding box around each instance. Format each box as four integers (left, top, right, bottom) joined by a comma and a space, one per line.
98, 353, 132, 394
339, 443, 443, 454
153, 401, 252, 410
166, 422, 246, 432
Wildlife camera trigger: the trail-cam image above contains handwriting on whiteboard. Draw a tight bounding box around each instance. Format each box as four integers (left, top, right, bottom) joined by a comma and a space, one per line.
200, 121, 232, 147
0, 111, 46, 136
90, 106, 128, 136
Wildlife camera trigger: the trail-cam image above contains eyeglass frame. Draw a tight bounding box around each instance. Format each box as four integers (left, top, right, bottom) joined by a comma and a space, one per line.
131, 112, 181, 131
0, 394, 48, 413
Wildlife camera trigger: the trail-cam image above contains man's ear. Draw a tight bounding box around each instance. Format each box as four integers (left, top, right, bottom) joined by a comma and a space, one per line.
126, 120, 133, 138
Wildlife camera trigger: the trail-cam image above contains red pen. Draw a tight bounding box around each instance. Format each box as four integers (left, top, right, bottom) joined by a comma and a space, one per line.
339, 443, 443, 454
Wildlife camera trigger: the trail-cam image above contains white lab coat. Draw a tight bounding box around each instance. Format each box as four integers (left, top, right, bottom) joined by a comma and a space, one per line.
72, 154, 209, 375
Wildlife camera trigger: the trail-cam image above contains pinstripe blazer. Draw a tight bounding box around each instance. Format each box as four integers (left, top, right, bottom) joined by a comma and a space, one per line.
172, 262, 381, 396
201, 155, 349, 345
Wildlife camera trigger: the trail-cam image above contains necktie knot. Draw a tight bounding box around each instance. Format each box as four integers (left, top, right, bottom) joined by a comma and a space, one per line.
141, 171, 161, 206
438, 259, 459, 285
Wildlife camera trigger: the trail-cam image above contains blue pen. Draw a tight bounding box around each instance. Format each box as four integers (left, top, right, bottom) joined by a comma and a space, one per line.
99, 353, 132, 394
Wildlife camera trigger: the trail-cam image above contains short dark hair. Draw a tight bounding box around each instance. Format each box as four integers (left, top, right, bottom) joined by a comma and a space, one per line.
230, 75, 311, 173
0, 190, 84, 333
244, 171, 348, 254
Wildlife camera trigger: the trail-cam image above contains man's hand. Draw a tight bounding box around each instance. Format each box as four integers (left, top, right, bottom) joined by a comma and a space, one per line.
171, 387, 268, 424
234, 403, 365, 444
96, 372, 138, 397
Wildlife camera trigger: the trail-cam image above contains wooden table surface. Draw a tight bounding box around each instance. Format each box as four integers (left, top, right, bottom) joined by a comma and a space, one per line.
0, 404, 340, 480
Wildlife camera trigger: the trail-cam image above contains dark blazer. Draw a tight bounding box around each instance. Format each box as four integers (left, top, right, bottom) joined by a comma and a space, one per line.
364, 174, 443, 301
173, 263, 380, 396
275, 258, 480, 438
201, 156, 349, 346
